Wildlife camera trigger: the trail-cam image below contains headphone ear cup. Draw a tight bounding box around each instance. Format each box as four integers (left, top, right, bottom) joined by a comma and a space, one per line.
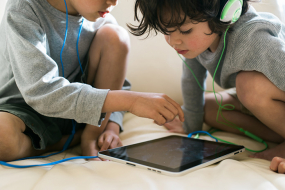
220, 0, 243, 23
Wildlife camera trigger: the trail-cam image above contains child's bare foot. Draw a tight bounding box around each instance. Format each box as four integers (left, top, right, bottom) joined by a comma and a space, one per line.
250, 141, 285, 173
250, 141, 285, 161
270, 157, 285, 174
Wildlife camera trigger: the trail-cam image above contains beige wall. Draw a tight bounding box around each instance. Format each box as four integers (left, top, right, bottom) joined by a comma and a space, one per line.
0, 0, 284, 104
111, 0, 285, 104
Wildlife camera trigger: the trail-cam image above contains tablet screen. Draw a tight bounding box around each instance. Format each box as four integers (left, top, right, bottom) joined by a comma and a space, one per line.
99, 136, 244, 172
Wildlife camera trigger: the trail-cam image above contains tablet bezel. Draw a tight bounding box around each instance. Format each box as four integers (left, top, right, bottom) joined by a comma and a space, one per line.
98, 135, 245, 176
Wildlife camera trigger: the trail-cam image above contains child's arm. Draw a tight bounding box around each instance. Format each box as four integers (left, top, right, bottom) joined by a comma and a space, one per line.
164, 58, 207, 134
102, 90, 185, 125
4, 9, 184, 130
107, 79, 132, 133
81, 90, 184, 160
81, 88, 186, 160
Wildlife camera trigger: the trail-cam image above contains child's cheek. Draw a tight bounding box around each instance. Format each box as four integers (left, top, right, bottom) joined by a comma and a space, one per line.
186, 39, 199, 51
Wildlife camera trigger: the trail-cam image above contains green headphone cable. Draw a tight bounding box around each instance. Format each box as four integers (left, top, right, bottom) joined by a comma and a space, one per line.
177, 26, 268, 152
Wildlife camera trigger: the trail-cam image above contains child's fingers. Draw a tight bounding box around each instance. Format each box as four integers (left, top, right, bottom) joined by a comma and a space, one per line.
89, 157, 102, 161
109, 138, 121, 149
164, 96, 184, 122
163, 122, 171, 128
100, 136, 113, 151
163, 103, 179, 122
99, 156, 109, 161
100, 138, 121, 161
97, 135, 105, 149
117, 140, 123, 147
270, 157, 285, 172
153, 113, 167, 125
278, 162, 285, 174
163, 122, 176, 130
159, 107, 176, 123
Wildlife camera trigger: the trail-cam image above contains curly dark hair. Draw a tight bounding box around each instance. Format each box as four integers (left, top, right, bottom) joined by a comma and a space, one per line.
128, 0, 252, 37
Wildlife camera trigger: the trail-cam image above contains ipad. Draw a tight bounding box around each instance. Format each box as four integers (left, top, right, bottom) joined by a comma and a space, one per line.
98, 135, 245, 176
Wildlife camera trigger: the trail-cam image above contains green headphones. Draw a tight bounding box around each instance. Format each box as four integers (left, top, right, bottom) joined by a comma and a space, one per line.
220, 0, 243, 23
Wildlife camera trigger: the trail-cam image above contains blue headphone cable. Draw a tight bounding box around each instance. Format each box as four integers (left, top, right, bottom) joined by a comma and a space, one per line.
0, 0, 99, 169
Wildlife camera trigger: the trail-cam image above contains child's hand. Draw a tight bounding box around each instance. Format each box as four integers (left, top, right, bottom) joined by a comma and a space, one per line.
270, 157, 285, 174
81, 122, 122, 161
97, 122, 123, 151
129, 93, 184, 125
163, 117, 186, 134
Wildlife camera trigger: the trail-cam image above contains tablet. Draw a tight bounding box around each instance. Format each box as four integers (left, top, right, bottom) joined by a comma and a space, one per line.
98, 135, 245, 176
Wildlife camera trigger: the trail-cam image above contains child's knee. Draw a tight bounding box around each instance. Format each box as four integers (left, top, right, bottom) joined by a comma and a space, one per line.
236, 71, 264, 109
96, 24, 130, 52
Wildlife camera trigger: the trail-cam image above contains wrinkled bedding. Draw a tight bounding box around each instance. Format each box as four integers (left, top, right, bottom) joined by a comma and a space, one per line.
1, 113, 284, 190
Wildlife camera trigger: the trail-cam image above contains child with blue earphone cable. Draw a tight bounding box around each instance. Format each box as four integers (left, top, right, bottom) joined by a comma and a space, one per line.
0, 0, 185, 168
129, 0, 285, 174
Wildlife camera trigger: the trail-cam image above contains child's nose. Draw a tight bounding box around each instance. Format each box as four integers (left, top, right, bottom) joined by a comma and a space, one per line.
165, 34, 182, 46
106, 0, 118, 6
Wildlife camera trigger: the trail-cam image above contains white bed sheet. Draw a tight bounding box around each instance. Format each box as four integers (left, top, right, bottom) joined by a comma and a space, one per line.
1, 113, 285, 190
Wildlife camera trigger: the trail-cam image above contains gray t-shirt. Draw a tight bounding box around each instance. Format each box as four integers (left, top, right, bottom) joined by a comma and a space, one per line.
0, 0, 129, 128
182, 6, 285, 133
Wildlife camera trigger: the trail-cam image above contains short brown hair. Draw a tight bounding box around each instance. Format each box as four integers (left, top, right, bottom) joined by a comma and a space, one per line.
128, 0, 251, 37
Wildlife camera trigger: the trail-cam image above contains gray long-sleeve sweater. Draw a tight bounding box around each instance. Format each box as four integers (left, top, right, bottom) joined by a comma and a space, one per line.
182, 6, 285, 134
0, 0, 129, 128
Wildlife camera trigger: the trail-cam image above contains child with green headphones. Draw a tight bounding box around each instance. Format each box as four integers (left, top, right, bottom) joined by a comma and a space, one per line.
129, 0, 285, 174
